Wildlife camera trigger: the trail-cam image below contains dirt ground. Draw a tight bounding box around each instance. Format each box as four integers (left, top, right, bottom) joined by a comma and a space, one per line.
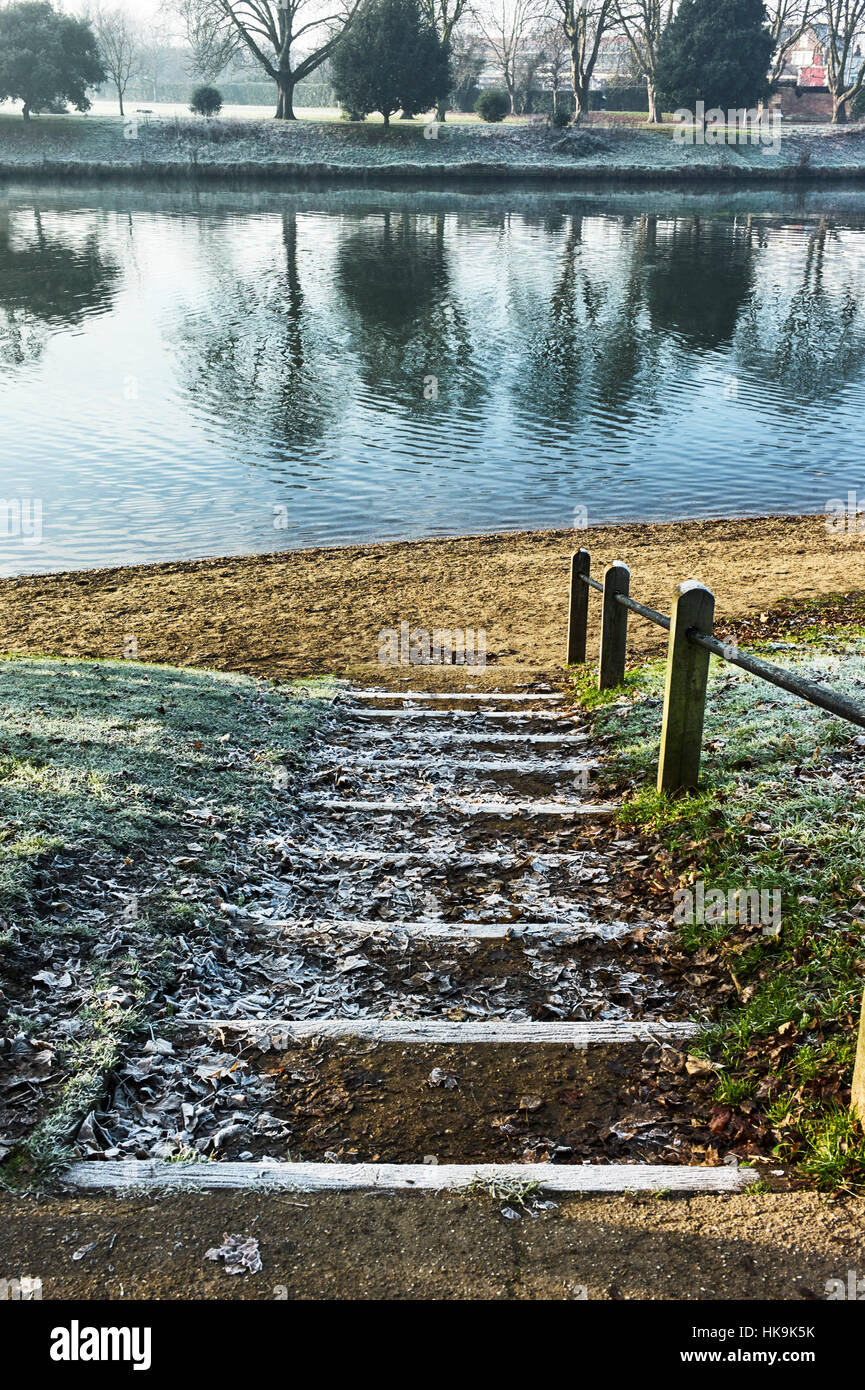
3, 512, 864, 1303
1, 1188, 862, 1300
2, 514, 863, 689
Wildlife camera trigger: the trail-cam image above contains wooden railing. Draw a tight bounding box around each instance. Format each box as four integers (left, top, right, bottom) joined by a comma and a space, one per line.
566, 547, 865, 1125
566, 548, 865, 793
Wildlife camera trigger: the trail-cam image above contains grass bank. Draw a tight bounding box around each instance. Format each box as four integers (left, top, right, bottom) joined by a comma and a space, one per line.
0, 657, 331, 1182
4, 110, 865, 184
572, 591, 865, 1189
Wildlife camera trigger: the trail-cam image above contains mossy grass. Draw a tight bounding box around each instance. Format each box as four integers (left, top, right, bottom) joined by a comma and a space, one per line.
570, 597, 865, 1189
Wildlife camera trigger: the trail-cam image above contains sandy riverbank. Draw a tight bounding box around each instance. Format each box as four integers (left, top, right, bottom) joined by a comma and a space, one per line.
4, 113, 865, 184
1, 514, 862, 686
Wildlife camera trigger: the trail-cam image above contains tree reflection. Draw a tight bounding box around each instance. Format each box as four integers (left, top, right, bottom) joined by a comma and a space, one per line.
334, 211, 482, 412
644, 215, 757, 350
0, 208, 120, 367
170, 212, 349, 453
734, 219, 865, 398
516, 213, 665, 425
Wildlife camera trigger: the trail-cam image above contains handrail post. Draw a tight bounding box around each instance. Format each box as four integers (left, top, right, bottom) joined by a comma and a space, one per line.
657, 581, 716, 793
566, 549, 591, 665
598, 561, 630, 690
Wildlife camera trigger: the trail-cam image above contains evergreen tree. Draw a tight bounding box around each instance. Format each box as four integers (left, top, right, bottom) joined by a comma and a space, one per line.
0, 1, 106, 121
332, 0, 451, 126
655, 0, 774, 114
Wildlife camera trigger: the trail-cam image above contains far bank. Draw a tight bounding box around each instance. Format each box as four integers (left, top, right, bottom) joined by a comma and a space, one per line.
5, 112, 865, 185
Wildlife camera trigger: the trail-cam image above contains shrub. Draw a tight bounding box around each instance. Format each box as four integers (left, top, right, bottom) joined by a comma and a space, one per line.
190, 84, 223, 117
474, 88, 509, 122
331, 0, 450, 127
550, 105, 571, 128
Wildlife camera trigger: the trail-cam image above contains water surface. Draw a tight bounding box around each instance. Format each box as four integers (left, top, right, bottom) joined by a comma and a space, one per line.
2, 182, 864, 575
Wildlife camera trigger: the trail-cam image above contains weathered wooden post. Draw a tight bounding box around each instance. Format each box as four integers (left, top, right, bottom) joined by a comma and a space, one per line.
598, 562, 630, 690
657, 581, 716, 793
852, 991, 865, 1127
566, 549, 591, 665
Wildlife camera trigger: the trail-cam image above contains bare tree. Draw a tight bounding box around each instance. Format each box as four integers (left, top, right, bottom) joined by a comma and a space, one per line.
138, 19, 174, 103
614, 0, 673, 122
554, 0, 616, 123
450, 27, 486, 109
92, 4, 142, 117
823, 0, 865, 120
420, 0, 470, 118
477, 0, 546, 113
176, 0, 363, 119
537, 17, 570, 112
764, 0, 818, 84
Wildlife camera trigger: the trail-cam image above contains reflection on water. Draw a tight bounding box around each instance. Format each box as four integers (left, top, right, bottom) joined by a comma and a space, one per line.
1, 185, 865, 575
0, 206, 120, 368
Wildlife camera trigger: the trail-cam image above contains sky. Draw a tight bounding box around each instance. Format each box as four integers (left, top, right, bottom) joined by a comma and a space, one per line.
67, 0, 181, 27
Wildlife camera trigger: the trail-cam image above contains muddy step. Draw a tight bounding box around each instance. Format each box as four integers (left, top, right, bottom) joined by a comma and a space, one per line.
202, 937, 681, 1021
272, 847, 605, 868
313, 756, 594, 774
269, 847, 622, 917
346, 709, 574, 723
65, 1160, 759, 1193
308, 765, 601, 802
92, 1033, 740, 1173
320, 731, 590, 747
342, 691, 564, 704
299, 796, 617, 818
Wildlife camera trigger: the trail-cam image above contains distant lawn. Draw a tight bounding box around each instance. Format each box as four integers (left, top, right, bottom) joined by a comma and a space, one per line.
0, 657, 332, 1181
572, 605, 865, 1188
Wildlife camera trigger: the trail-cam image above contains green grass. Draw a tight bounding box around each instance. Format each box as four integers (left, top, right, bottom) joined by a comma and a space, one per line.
0, 657, 332, 1183
570, 612, 865, 1189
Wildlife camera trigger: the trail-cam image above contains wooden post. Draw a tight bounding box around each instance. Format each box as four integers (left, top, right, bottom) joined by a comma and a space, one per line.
852, 990, 865, 1127
566, 549, 591, 665
657, 581, 716, 793
598, 562, 630, 691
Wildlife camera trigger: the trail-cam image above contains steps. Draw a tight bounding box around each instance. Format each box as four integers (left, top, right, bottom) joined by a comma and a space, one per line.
63, 686, 748, 1196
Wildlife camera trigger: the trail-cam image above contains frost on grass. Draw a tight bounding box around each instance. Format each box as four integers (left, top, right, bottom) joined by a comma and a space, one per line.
584, 642, 865, 1187
0, 657, 333, 1180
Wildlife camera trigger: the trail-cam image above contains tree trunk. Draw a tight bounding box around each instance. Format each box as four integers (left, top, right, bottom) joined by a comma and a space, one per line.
436, 101, 446, 121
276, 72, 296, 120
383, 110, 390, 127
118, 88, 125, 118
647, 80, 660, 124
22, 103, 30, 121
833, 95, 848, 124
572, 75, 590, 125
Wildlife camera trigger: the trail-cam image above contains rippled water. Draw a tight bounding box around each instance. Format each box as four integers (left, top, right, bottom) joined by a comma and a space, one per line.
2, 183, 865, 575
